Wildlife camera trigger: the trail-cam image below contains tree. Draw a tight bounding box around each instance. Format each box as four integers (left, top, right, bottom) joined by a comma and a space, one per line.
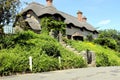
94, 29, 120, 51
99, 29, 119, 39
0, 0, 20, 33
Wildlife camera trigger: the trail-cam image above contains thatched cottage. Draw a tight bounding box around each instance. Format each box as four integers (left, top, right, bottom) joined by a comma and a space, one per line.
13, 0, 98, 40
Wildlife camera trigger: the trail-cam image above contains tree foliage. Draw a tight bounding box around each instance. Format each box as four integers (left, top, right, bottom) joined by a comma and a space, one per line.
0, 0, 20, 29
94, 38, 117, 49
99, 29, 120, 40
94, 29, 120, 51
86, 34, 93, 41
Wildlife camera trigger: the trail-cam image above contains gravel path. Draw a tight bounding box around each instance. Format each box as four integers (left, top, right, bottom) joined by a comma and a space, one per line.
1, 66, 120, 80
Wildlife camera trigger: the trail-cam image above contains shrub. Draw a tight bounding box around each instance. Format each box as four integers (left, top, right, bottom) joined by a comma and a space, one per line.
0, 53, 12, 76
0, 50, 30, 76
61, 56, 87, 69
64, 39, 120, 67
94, 38, 117, 49
13, 30, 38, 45
32, 54, 59, 72
86, 34, 93, 41
0, 30, 38, 49
41, 42, 60, 57
0, 35, 15, 49
96, 53, 110, 67
15, 30, 37, 40
0, 31, 87, 76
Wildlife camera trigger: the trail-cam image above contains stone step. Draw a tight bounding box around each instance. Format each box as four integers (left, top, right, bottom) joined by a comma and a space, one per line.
60, 41, 96, 67
60, 41, 80, 54
73, 50, 79, 53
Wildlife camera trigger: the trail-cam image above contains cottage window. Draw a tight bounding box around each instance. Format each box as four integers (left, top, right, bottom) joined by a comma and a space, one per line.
80, 28, 83, 31
93, 31, 96, 34
52, 16, 59, 21
67, 25, 71, 29
26, 14, 31, 18
67, 35, 72, 39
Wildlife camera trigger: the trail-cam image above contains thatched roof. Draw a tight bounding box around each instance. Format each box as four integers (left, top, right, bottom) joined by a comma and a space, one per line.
59, 11, 96, 32
21, 2, 44, 16
25, 18, 41, 30
21, 2, 97, 32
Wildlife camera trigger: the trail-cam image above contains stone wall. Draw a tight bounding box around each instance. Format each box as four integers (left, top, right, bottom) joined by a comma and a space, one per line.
80, 50, 96, 67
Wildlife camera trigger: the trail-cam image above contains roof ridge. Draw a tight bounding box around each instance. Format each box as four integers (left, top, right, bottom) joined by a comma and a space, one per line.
29, 2, 45, 7
60, 11, 75, 18
60, 11, 83, 23
42, 6, 57, 11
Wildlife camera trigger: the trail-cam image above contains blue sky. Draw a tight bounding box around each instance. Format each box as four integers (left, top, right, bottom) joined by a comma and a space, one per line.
20, 0, 120, 31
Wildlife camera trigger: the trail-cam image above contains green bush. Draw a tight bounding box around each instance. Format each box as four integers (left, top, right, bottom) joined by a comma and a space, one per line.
58, 45, 87, 69
0, 35, 15, 49
32, 54, 59, 72
0, 53, 29, 76
64, 39, 120, 67
13, 30, 38, 46
61, 56, 86, 69
0, 31, 87, 76
86, 34, 93, 41
94, 38, 117, 49
0, 53, 11, 76
41, 42, 60, 57
96, 53, 110, 67
0, 30, 38, 49
96, 52, 120, 67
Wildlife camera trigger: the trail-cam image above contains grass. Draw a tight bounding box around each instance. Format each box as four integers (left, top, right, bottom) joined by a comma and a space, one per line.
65, 40, 120, 66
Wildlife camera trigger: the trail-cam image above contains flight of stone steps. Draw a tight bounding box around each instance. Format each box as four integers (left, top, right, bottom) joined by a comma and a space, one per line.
60, 41, 81, 55
60, 41, 96, 67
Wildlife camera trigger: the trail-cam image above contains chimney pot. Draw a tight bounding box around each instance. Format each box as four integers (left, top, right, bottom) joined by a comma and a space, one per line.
77, 11, 83, 14
46, 0, 53, 6
77, 10, 83, 21
82, 16, 87, 22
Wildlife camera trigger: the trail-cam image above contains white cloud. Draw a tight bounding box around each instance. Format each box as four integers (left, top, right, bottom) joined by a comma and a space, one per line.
98, 19, 111, 25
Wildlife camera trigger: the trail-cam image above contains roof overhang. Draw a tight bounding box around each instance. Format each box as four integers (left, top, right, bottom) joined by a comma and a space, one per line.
72, 32, 83, 37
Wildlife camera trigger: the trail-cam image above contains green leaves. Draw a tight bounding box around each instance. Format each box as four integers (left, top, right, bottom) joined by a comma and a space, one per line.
40, 17, 66, 34
65, 39, 120, 67
41, 42, 60, 57
94, 38, 117, 49
96, 29, 120, 51
0, 0, 20, 28
0, 30, 37, 49
0, 31, 86, 75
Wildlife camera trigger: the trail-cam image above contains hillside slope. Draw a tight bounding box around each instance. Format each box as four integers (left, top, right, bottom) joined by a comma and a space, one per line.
0, 31, 86, 76
64, 39, 120, 67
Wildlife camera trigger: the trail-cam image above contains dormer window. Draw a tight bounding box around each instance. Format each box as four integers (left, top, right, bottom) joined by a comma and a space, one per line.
67, 25, 71, 29
26, 11, 32, 18
80, 28, 83, 31
52, 16, 59, 21
93, 31, 96, 34
26, 14, 31, 18
52, 14, 62, 21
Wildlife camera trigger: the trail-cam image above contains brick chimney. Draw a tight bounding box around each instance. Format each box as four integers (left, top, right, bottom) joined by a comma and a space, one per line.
46, 0, 53, 6
82, 16, 87, 22
77, 10, 83, 22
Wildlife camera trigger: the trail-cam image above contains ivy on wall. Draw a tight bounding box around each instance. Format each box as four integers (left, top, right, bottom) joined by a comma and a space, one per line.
40, 17, 66, 35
